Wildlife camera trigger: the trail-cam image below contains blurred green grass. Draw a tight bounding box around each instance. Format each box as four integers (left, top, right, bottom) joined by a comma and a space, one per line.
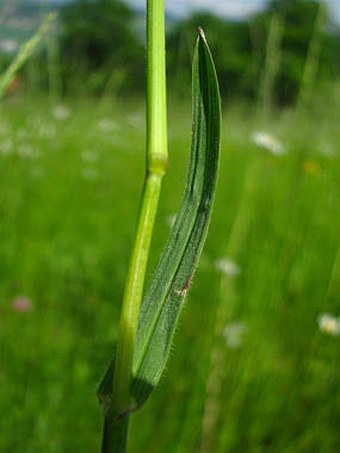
0, 95, 339, 452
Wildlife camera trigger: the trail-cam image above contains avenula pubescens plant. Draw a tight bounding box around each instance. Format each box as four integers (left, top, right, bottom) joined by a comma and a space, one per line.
99, 1, 221, 451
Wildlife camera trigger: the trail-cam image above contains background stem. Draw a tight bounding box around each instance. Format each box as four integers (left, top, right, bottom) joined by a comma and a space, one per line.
102, 0, 167, 450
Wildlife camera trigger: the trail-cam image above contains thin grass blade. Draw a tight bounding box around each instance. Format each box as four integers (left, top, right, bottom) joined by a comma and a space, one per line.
0, 12, 56, 99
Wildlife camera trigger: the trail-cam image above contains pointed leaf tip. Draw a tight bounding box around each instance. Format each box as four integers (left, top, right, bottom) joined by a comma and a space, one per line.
198, 26, 206, 41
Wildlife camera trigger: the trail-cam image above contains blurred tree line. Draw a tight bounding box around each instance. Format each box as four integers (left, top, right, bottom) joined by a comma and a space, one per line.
167, 0, 340, 108
3, 0, 340, 106
57, 0, 145, 95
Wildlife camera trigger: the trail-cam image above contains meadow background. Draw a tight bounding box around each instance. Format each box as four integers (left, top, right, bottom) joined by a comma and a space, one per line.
1, 0, 340, 451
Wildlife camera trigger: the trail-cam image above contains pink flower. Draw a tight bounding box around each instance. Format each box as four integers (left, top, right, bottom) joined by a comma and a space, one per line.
12, 296, 33, 313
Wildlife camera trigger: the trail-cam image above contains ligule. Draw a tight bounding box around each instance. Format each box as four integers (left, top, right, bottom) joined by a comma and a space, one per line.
98, 29, 221, 414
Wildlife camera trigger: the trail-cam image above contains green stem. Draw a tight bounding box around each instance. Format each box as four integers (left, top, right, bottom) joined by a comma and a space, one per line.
147, 0, 168, 165
102, 0, 167, 450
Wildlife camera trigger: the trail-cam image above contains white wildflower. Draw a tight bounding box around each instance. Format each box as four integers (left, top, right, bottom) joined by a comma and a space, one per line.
127, 112, 144, 128
17, 144, 38, 159
0, 139, 14, 156
223, 321, 247, 349
251, 131, 286, 156
26, 116, 43, 129
0, 38, 18, 53
38, 124, 56, 139
30, 167, 44, 180
16, 128, 28, 140
52, 105, 71, 121
317, 141, 334, 157
81, 149, 98, 163
0, 122, 9, 136
82, 168, 98, 181
318, 313, 340, 336
214, 257, 241, 277
97, 118, 118, 132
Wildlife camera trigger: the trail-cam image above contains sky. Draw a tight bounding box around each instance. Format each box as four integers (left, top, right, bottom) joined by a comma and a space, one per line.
126, 0, 340, 22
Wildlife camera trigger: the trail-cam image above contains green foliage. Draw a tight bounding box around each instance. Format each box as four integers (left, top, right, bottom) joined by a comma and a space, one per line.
166, 0, 339, 105
263, 0, 335, 104
1, 0, 339, 103
1, 96, 339, 451
59, 0, 144, 94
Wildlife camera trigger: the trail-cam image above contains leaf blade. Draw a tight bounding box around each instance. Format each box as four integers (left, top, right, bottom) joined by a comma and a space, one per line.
131, 29, 221, 407
98, 29, 221, 412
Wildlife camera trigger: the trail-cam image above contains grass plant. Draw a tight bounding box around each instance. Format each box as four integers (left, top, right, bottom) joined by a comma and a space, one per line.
1, 3, 339, 451
99, 0, 221, 450
0, 92, 339, 451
